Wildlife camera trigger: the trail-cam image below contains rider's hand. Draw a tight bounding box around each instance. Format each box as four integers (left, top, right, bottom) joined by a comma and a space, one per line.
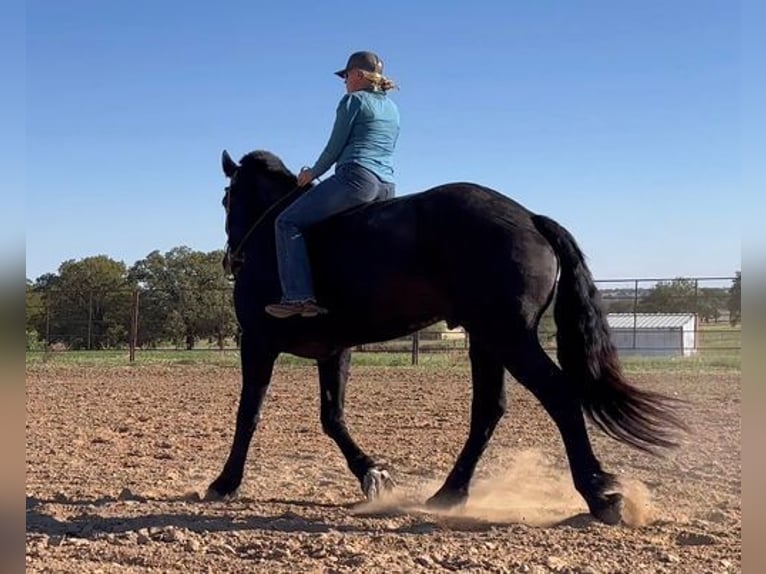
297, 168, 314, 187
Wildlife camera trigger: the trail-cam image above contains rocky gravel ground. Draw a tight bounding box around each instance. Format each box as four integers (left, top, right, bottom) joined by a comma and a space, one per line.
26, 363, 741, 573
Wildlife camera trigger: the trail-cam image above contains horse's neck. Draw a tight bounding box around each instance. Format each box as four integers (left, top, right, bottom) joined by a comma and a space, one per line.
240, 184, 312, 270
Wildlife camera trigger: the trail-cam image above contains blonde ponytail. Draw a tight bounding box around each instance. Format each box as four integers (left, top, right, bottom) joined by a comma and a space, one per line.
360, 70, 398, 92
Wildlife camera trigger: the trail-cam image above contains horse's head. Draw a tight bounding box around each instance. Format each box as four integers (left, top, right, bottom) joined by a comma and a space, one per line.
220, 149, 298, 277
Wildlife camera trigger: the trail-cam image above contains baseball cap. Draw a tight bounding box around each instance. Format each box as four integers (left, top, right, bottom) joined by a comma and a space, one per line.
334, 51, 384, 78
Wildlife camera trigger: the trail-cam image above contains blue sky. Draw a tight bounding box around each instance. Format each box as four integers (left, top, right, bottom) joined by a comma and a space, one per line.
21, 1, 747, 282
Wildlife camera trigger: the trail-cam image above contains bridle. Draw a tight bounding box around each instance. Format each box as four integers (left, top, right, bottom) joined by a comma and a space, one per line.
223, 181, 303, 280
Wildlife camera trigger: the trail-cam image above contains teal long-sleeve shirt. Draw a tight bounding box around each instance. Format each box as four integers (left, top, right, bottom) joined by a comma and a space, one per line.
310, 89, 400, 184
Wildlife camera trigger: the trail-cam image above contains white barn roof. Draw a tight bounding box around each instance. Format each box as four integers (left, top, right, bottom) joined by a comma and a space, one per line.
607, 313, 696, 329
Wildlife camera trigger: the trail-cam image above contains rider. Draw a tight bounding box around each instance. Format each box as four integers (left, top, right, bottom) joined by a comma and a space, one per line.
265, 51, 400, 319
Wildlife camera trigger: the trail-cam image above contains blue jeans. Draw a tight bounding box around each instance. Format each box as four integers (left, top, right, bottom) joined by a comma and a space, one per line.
274, 163, 395, 302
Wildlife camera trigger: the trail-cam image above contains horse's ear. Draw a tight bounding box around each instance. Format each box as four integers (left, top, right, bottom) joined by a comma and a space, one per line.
222, 150, 238, 178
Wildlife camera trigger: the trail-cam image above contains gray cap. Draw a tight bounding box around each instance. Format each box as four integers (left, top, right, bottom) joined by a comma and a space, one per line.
334, 51, 384, 78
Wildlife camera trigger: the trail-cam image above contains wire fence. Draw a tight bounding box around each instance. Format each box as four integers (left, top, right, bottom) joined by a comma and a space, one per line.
26, 276, 740, 363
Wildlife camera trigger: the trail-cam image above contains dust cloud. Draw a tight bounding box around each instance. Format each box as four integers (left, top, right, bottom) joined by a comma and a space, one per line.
355, 449, 654, 527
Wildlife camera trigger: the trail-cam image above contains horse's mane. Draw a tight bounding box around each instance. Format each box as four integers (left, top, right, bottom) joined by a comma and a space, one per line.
239, 151, 296, 186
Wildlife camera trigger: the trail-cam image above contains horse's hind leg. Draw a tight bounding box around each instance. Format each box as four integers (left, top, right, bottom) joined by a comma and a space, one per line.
503, 334, 622, 525
317, 349, 394, 500
427, 336, 506, 509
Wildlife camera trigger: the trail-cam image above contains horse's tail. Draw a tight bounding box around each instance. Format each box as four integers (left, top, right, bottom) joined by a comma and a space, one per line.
531, 214, 686, 453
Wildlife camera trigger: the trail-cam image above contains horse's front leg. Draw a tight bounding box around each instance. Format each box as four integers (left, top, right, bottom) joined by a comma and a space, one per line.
207, 334, 277, 499
318, 349, 394, 500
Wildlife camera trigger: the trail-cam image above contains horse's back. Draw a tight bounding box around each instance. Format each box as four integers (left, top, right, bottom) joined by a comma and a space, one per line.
316, 182, 536, 242
308, 182, 558, 327
309, 183, 529, 277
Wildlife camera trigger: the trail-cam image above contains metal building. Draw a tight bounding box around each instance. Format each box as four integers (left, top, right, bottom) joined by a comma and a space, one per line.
607, 313, 697, 357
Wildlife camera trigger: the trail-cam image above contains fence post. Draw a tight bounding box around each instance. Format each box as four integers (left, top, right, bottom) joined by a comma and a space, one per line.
129, 289, 140, 362
411, 331, 420, 365
632, 280, 639, 349
45, 304, 51, 346
87, 291, 93, 350
694, 279, 699, 315
694, 279, 699, 352
218, 287, 226, 351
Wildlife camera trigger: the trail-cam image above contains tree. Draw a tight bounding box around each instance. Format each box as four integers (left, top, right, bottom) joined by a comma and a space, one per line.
30, 256, 133, 349
602, 298, 638, 313
128, 250, 177, 347
638, 278, 698, 314
696, 288, 728, 323
26, 279, 46, 348
129, 247, 237, 349
728, 271, 741, 325
636, 277, 733, 322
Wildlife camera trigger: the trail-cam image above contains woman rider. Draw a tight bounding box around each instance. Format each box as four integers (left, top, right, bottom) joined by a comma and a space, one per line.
265, 51, 400, 319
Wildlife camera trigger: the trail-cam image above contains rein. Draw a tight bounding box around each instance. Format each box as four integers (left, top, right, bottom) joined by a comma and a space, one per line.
224, 183, 303, 280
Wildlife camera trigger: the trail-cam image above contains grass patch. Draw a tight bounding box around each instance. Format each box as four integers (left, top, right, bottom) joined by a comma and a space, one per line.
697, 323, 741, 350
619, 352, 740, 373
26, 346, 740, 374
25, 349, 242, 369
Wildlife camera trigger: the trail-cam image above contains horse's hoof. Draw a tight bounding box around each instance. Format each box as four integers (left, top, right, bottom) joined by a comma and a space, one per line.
426, 487, 467, 510
205, 476, 239, 501
589, 492, 623, 525
204, 487, 230, 501
362, 468, 395, 500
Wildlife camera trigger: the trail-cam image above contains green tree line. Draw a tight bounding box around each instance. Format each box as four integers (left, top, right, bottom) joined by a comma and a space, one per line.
26, 247, 237, 350
600, 273, 741, 324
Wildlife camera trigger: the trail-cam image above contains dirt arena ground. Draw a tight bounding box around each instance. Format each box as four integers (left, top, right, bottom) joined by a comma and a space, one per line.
26, 362, 741, 573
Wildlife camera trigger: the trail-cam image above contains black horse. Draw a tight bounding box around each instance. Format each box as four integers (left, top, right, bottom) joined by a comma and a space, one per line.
209, 149, 685, 524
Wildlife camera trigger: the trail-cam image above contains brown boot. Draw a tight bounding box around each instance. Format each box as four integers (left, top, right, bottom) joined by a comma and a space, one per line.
265, 299, 328, 319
